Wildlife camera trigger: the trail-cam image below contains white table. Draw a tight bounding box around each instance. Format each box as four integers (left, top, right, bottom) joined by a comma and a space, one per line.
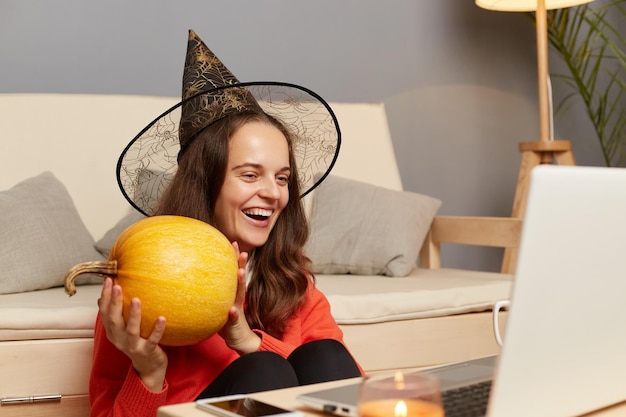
157, 376, 626, 417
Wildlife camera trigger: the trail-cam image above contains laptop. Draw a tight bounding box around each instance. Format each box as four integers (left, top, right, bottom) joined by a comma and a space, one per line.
298, 165, 626, 417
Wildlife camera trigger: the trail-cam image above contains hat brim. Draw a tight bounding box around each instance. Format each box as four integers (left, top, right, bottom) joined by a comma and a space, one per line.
117, 81, 341, 216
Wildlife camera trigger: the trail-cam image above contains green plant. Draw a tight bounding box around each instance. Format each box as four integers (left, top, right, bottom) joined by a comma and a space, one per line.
537, 1, 625, 166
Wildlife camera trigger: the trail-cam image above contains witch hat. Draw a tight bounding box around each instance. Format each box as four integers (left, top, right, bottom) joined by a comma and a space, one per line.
117, 29, 341, 216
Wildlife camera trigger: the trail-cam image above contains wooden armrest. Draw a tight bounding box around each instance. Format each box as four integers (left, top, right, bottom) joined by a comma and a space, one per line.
419, 216, 522, 271
430, 216, 522, 247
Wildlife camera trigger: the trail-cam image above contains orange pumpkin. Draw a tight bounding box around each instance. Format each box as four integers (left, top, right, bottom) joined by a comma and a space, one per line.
64, 215, 238, 346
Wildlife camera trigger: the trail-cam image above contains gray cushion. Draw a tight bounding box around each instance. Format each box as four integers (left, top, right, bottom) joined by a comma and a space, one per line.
0, 172, 105, 294
306, 175, 441, 277
95, 209, 146, 257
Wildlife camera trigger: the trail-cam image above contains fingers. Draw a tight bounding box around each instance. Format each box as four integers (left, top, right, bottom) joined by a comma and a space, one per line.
122, 301, 166, 344
236, 249, 248, 291
99, 278, 123, 330
230, 241, 248, 304
231, 241, 248, 269
238, 250, 248, 270
228, 306, 239, 323
97, 277, 113, 311
231, 240, 240, 257
110, 283, 124, 317
125, 297, 142, 338
98, 280, 167, 368
147, 316, 166, 345
233, 263, 247, 307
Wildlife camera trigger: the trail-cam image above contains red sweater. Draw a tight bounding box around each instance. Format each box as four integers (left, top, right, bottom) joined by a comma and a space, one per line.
89, 282, 360, 417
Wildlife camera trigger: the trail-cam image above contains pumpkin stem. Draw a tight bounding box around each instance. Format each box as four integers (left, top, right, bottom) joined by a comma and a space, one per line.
64, 260, 118, 296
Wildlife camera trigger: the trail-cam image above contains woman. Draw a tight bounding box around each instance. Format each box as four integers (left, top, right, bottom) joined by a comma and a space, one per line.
89, 31, 361, 417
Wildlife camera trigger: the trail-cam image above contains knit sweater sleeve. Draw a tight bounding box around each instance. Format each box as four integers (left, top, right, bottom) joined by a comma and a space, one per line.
89, 316, 169, 417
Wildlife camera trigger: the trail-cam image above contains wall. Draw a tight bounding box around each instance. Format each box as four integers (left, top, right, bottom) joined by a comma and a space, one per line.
0, 0, 603, 271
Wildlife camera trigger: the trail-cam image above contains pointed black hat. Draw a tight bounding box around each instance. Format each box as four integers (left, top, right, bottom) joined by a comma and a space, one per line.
117, 30, 341, 216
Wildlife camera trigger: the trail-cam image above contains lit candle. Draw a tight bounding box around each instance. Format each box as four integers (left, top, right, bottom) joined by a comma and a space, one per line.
395, 400, 408, 417
358, 399, 444, 417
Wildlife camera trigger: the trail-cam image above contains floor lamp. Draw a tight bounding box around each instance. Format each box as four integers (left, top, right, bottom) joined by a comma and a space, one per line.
476, 0, 592, 274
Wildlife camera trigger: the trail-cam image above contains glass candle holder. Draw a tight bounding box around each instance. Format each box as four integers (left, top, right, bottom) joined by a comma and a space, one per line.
357, 372, 444, 417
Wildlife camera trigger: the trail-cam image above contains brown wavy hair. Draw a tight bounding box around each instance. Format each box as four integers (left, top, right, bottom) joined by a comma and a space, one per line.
156, 109, 312, 338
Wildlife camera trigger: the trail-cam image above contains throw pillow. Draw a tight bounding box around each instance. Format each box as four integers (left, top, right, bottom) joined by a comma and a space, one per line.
95, 209, 146, 257
0, 172, 105, 294
305, 175, 441, 277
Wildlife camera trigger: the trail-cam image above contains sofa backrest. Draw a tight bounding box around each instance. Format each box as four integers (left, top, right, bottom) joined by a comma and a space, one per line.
0, 93, 401, 240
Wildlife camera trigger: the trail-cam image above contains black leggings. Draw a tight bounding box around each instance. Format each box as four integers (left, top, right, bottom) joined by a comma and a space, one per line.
196, 339, 361, 399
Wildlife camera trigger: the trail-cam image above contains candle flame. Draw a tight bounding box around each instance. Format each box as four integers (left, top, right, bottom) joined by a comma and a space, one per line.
394, 400, 408, 417
394, 371, 406, 389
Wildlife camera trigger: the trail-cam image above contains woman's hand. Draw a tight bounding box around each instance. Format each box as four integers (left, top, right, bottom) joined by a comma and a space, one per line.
98, 277, 168, 392
218, 241, 261, 355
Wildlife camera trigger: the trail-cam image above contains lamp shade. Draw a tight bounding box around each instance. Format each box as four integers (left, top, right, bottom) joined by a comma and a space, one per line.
476, 0, 592, 12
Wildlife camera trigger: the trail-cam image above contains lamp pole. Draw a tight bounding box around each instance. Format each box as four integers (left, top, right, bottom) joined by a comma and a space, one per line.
474, 0, 580, 273
536, 0, 551, 144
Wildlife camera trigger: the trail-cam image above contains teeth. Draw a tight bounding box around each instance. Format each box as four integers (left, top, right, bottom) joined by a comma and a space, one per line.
243, 208, 272, 218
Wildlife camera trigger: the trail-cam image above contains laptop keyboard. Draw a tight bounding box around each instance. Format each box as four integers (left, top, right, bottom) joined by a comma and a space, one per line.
442, 380, 492, 417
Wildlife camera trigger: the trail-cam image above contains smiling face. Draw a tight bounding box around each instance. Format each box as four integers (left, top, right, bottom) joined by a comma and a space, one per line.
213, 121, 291, 253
